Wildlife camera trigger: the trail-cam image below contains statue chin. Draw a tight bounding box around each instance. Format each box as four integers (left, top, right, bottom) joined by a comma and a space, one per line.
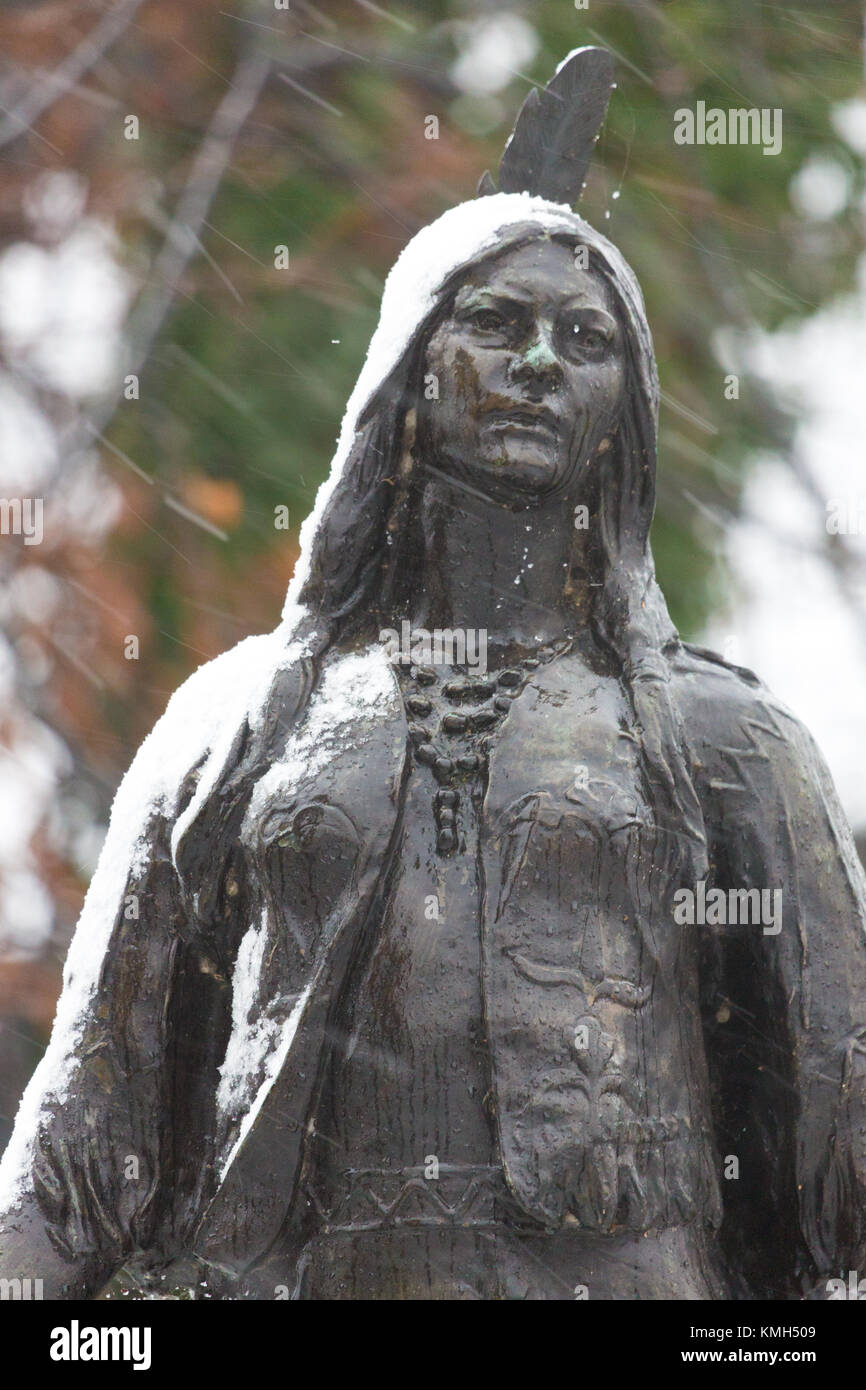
456, 439, 574, 506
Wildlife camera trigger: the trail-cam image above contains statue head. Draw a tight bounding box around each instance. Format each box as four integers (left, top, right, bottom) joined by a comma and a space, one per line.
290, 195, 662, 632
418, 234, 626, 508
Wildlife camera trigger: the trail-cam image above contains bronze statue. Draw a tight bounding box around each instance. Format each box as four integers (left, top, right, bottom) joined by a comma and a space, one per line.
1, 49, 865, 1301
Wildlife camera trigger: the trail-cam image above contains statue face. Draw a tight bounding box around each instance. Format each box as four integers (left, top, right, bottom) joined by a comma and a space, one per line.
420, 237, 626, 507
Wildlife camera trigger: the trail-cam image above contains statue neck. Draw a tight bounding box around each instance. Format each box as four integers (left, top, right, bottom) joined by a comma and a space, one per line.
408, 464, 596, 653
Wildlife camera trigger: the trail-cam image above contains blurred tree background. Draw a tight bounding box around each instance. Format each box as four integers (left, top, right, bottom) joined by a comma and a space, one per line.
1, 0, 865, 1144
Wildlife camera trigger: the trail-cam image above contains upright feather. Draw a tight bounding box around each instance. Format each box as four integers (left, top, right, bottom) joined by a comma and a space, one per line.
479, 46, 615, 206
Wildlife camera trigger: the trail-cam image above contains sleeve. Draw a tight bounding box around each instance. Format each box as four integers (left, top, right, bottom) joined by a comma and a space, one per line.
693, 673, 866, 1296
0, 739, 220, 1299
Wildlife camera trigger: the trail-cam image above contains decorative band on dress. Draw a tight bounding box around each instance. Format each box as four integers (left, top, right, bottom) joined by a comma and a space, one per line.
302, 1163, 546, 1234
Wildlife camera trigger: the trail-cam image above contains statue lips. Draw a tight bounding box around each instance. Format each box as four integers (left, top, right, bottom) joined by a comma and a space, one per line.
484, 404, 560, 444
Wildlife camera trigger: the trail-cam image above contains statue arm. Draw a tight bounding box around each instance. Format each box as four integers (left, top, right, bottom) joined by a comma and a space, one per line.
765, 717, 866, 1283
0, 633, 309, 1298
0, 619, 258, 1301
685, 657, 866, 1291
0, 792, 190, 1298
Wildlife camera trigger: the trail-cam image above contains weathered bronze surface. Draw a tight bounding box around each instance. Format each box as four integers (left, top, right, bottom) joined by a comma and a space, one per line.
1, 51, 865, 1302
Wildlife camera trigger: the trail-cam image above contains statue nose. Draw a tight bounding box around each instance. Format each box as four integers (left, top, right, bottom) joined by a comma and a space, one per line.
509, 328, 562, 389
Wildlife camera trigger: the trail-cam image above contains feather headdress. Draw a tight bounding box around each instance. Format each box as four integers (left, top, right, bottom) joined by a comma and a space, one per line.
477, 46, 615, 204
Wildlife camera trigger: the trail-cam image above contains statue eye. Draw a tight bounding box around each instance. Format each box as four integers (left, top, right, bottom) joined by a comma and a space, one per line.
567, 321, 609, 354
470, 308, 507, 332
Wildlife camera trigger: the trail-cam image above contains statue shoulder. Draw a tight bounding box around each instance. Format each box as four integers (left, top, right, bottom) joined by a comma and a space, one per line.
115, 627, 292, 836
668, 641, 816, 783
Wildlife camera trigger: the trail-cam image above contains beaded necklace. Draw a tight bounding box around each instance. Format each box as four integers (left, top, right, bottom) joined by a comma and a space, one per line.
392, 634, 574, 855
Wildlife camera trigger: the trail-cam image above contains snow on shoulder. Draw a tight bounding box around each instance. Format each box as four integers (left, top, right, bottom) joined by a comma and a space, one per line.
0, 621, 302, 1205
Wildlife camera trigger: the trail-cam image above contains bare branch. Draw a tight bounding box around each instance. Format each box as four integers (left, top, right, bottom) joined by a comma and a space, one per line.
124, 46, 271, 376
66, 42, 272, 468
0, 0, 148, 151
